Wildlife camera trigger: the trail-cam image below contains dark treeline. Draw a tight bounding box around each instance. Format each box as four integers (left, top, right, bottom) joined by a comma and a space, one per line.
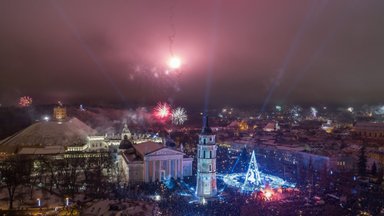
0, 152, 118, 210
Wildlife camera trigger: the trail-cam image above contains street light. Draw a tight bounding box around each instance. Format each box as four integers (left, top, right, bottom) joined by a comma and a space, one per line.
154, 195, 161, 201
43, 116, 50, 121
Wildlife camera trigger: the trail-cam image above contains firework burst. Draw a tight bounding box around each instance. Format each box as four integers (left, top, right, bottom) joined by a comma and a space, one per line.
19, 96, 33, 107
171, 107, 187, 125
153, 102, 171, 121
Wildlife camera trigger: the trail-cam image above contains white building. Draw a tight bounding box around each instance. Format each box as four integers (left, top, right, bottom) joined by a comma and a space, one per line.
120, 141, 193, 183
121, 123, 132, 140
196, 116, 218, 199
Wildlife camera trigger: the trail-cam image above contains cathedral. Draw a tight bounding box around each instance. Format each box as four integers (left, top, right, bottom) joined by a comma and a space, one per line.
118, 124, 193, 183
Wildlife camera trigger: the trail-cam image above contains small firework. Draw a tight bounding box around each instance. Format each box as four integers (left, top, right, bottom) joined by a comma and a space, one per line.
19, 96, 33, 107
171, 107, 187, 125
154, 102, 171, 121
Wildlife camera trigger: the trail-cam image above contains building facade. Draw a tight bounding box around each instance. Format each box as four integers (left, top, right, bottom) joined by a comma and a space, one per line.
196, 116, 218, 199
120, 141, 193, 183
53, 106, 67, 121
353, 122, 384, 139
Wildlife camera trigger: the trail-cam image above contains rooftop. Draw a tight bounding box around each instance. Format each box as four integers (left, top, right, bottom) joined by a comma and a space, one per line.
0, 117, 95, 153
133, 141, 163, 158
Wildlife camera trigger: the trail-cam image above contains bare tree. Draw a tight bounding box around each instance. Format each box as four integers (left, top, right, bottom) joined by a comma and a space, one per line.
371, 162, 377, 176
33, 156, 60, 194
83, 151, 115, 198
358, 145, 367, 177
55, 157, 83, 198
0, 156, 33, 209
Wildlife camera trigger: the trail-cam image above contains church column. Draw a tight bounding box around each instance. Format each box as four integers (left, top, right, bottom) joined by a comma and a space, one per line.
180, 158, 184, 179
170, 160, 174, 178
173, 159, 177, 178
178, 159, 182, 178
177, 159, 180, 179
167, 159, 171, 178
145, 160, 149, 182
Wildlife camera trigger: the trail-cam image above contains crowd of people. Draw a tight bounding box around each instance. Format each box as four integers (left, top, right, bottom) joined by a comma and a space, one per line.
106, 145, 384, 215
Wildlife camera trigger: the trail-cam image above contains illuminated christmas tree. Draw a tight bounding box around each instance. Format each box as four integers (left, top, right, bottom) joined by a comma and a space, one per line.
242, 150, 261, 190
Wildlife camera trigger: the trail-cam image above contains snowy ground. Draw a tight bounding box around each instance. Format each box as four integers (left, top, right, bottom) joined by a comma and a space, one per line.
0, 186, 155, 216
82, 199, 155, 216
0, 186, 61, 210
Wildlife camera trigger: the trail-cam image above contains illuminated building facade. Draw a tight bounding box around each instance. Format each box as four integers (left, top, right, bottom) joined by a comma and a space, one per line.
353, 122, 384, 139
196, 116, 218, 199
118, 124, 193, 183
120, 141, 193, 183
53, 106, 67, 121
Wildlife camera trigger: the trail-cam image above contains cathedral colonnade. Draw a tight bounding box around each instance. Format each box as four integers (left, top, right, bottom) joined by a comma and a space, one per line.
144, 155, 184, 182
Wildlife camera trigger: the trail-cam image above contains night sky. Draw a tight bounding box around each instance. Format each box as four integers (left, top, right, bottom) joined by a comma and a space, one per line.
1, 0, 384, 107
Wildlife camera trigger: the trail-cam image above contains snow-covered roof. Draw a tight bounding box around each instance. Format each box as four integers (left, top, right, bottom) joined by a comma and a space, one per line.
264, 122, 275, 130
0, 117, 95, 153
17, 146, 65, 155
133, 141, 163, 158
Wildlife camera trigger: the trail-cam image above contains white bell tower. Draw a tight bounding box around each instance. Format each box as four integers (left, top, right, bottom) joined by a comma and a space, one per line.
196, 115, 217, 199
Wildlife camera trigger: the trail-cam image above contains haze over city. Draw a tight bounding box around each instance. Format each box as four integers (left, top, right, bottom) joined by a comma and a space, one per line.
1, 0, 384, 107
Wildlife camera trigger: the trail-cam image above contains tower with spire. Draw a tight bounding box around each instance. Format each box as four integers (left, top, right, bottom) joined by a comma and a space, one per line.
196, 115, 217, 199
121, 123, 132, 140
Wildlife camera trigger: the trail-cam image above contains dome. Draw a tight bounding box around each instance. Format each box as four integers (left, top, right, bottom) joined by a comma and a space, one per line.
0, 117, 95, 153
166, 140, 176, 148
119, 135, 133, 150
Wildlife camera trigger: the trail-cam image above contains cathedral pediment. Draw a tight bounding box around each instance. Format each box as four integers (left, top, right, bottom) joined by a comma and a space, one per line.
146, 148, 183, 156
